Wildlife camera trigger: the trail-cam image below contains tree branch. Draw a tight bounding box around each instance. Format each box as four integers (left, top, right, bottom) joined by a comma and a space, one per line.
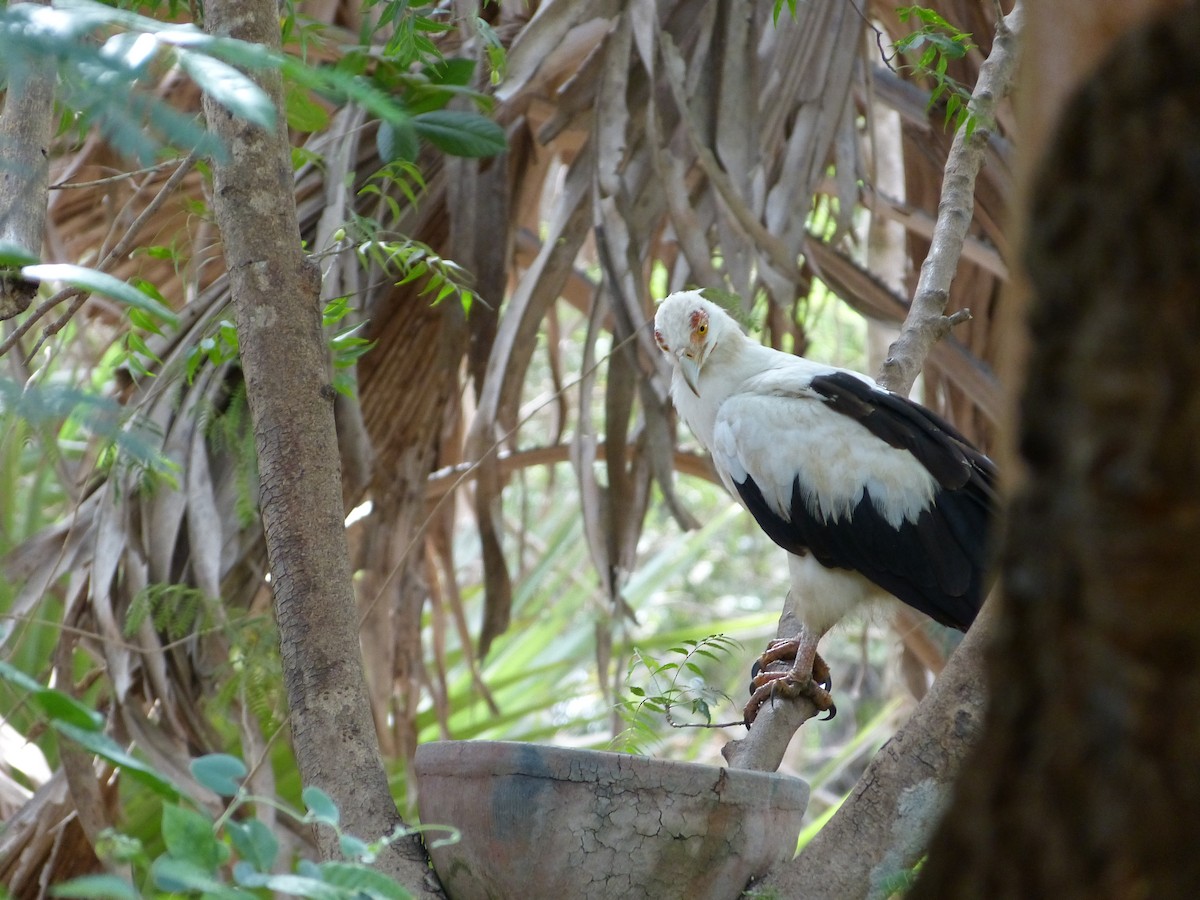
878, 1, 1024, 395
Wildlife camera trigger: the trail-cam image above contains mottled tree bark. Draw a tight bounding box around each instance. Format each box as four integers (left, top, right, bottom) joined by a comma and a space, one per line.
200, 1, 438, 892
0, 0, 56, 319
915, 4, 1200, 896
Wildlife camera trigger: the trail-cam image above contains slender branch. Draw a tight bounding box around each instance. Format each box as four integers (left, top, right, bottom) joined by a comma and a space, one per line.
50, 158, 185, 190
426, 444, 718, 500
878, 1, 1025, 395
0, 284, 81, 360
0, 152, 199, 362
722, 1, 1023, 779
23, 290, 90, 363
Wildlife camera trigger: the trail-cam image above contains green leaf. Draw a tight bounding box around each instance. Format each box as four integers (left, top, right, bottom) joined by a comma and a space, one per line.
137, 244, 178, 261
280, 56, 410, 130
173, 48, 274, 127
338, 833, 371, 861
433, 281, 455, 305
52, 721, 179, 799
331, 372, 356, 397
303, 785, 340, 826
231, 862, 270, 887
150, 856, 240, 897
34, 688, 105, 731
162, 803, 225, 872
125, 331, 163, 365
377, 117, 419, 163
128, 300, 166, 336
425, 57, 476, 88
474, 19, 506, 85
50, 874, 140, 899
21, 264, 178, 327
320, 862, 413, 899
191, 753, 248, 797
411, 110, 505, 158
323, 295, 350, 325
406, 74, 489, 117
285, 83, 331, 133
0, 240, 40, 267
227, 818, 279, 871
231, 865, 343, 900
297, 859, 322, 879
396, 261, 427, 286
0, 658, 49, 695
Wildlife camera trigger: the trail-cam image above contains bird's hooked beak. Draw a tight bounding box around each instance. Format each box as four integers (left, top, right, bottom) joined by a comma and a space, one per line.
677, 351, 702, 396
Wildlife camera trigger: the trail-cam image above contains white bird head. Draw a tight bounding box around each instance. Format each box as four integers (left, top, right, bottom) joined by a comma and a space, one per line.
653, 290, 739, 396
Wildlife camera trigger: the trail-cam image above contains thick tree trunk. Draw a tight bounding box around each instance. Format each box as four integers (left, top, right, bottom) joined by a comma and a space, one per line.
200, 2, 437, 892
0, 0, 56, 319
914, 3, 1200, 895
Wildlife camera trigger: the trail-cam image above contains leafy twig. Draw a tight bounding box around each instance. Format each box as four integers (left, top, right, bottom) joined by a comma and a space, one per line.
893, 6, 979, 134
615, 636, 741, 754
878, 2, 1023, 396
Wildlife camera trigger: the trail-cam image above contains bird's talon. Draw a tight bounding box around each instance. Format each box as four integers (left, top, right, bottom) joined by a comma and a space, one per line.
742, 672, 835, 728
812, 654, 833, 692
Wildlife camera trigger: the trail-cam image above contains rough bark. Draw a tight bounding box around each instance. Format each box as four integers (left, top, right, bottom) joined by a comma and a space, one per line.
0, 0, 56, 319
199, 1, 437, 892
914, 3, 1200, 896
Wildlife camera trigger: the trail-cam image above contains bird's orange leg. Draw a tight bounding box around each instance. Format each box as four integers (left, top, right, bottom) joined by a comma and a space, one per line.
744, 628, 836, 727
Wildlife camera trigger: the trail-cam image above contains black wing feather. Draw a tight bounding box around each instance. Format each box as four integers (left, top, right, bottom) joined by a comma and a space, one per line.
733, 372, 995, 631
810, 371, 997, 494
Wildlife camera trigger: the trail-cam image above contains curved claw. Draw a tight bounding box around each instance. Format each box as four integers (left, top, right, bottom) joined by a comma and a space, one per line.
748, 648, 833, 694
748, 659, 761, 695
742, 672, 836, 728
812, 654, 833, 692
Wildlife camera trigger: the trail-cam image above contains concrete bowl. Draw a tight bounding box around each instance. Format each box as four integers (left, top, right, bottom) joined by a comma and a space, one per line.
413, 740, 809, 900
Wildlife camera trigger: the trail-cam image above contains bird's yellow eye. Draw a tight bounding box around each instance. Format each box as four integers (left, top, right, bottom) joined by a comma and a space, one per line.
697, 322, 708, 336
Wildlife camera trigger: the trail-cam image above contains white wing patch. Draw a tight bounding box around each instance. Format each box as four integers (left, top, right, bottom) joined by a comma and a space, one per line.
712, 383, 938, 530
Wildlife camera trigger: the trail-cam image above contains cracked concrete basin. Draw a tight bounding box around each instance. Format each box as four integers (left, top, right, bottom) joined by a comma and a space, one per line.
413, 740, 809, 900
